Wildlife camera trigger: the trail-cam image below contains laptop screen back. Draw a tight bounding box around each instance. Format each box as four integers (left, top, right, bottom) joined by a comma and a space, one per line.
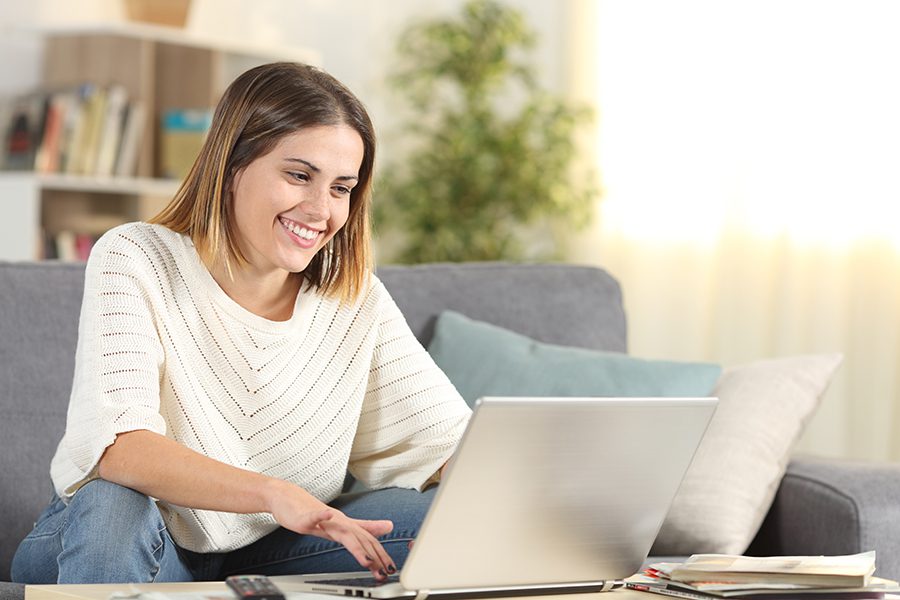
400, 396, 717, 591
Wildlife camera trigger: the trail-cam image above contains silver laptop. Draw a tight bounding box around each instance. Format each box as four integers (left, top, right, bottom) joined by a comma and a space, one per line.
288, 396, 717, 599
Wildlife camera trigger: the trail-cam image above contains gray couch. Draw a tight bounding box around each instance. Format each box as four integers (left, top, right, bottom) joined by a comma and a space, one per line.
2, 261, 900, 599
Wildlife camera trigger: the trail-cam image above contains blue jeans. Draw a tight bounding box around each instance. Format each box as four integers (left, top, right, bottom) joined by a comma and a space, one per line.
11, 479, 437, 584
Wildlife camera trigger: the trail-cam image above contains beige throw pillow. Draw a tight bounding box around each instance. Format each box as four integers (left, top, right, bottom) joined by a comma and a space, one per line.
651, 353, 843, 555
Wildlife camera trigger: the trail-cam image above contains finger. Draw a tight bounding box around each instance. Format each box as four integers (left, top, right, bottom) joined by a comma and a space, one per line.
320, 520, 391, 578
355, 518, 394, 538
357, 528, 396, 576
351, 529, 391, 578
333, 518, 395, 575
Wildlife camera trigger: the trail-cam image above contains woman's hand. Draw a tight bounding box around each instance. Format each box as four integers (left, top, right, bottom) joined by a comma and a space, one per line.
267, 480, 397, 579
100, 431, 397, 578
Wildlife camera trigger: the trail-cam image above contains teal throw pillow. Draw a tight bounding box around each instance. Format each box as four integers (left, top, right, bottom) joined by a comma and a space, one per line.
428, 310, 722, 407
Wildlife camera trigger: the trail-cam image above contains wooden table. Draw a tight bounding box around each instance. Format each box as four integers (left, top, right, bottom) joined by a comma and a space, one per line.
25, 578, 651, 600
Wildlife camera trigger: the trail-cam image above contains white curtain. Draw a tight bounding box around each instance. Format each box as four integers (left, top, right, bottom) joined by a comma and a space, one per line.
568, 0, 900, 461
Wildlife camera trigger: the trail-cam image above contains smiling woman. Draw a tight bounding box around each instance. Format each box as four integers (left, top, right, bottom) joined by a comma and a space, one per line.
222, 126, 362, 320
10, 62, 471, 586
153, 62, 377, 305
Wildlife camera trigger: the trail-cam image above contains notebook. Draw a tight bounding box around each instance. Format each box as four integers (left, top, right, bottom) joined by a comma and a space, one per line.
288, 396, 717, 599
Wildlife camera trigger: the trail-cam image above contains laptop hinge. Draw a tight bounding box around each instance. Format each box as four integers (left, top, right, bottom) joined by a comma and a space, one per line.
600, 581, 617, 593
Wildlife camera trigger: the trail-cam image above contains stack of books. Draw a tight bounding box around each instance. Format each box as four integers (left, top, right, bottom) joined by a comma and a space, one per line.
1, 83, 147, 178
627, 551, 900, 599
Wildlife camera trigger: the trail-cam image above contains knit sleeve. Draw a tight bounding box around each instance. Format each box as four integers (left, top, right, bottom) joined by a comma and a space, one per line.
348, 281, 471, 491
51, 225, 167, 498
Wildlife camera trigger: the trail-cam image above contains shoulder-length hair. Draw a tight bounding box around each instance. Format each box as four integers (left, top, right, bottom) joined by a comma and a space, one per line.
150, 62, 375, 303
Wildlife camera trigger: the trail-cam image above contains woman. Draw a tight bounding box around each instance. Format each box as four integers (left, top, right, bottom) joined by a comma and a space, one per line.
11, 62, 470, 584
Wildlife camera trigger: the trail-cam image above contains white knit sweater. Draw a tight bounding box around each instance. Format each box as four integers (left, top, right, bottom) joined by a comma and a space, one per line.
50, 222, 471, 553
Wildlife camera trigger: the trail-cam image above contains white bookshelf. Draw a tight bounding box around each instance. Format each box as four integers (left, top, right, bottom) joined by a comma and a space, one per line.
1, 23, 319, 261
31, 172, 181, 196
0, 174, 42, 261
0, 173, 181, 261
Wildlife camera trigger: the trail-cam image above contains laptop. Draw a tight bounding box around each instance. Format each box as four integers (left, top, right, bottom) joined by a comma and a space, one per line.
288, 396, 717, 599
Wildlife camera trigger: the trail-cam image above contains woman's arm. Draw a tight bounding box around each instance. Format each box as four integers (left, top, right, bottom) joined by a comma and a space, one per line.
348, 281, 471, 491
99, 429, 397, 578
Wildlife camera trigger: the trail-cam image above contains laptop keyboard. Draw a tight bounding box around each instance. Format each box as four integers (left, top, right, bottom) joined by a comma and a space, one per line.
314, 573, 401, 588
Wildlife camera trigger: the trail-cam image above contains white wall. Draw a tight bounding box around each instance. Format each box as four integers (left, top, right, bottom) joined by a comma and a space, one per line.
0, 0, 125, 96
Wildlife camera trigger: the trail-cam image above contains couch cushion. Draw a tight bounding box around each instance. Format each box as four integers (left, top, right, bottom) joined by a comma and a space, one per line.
428, 310, 721, 406
0, 262, 86, 580
422, 307, 843, 557
651, 353, 843, 555
376, 263, 627, 352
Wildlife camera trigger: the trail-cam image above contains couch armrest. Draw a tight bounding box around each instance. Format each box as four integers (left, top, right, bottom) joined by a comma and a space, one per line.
747, 456, 900, 580
0, 582, 23, 600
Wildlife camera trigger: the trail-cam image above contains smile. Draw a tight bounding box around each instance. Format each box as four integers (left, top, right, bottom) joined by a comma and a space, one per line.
278, 216, 322, 243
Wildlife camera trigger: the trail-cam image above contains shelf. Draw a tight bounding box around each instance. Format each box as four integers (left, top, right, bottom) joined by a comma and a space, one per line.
24, 172, 180, 197
0, 173, 179, 261
0, 172, 180, 197
23, 21, 320, 65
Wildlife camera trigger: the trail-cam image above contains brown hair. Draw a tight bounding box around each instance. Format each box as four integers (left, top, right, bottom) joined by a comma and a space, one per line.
150, 62, 375, 303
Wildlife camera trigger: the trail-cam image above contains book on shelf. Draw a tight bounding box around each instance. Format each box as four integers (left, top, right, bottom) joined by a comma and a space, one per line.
94, 84, 129, 177
1, 83, 147, 178
50, 86, 85, 174
58, 84, 90, 174
160, 107, 212, 180
114, 100, 146, 178
53, 230, 77, 262
33, 93, 65, 173
66, 83, 106, 175
626, 551, 900, 600
44, 230, 101, 262
0, 99, 10, 168
2, 92, 47, 171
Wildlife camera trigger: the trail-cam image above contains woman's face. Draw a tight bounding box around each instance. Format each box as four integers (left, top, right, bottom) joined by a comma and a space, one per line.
229, 124, 364, 277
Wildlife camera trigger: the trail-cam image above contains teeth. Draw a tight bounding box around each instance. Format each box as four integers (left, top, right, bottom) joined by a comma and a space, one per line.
280, 217, 319, 240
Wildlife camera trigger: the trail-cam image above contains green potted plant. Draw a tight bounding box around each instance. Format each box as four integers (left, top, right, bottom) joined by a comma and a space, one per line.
375, 0, 597, 263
